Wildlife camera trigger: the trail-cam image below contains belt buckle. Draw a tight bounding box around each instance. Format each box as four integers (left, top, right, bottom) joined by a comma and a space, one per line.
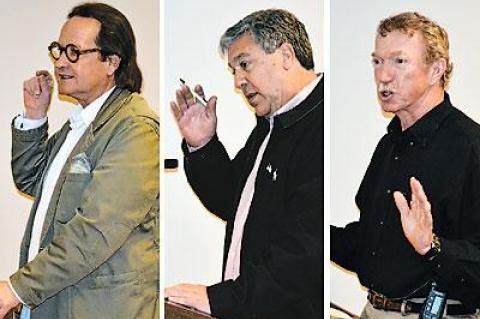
400, 300, 411, 316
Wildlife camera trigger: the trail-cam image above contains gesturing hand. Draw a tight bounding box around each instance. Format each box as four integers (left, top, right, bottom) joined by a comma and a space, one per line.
170, 83, 217, 148
393, 177, 433, 255
23, 70, 53, 119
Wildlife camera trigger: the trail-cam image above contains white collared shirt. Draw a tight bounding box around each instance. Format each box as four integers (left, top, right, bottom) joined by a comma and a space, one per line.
224, 76, 321, 281
11, 86, 115, 310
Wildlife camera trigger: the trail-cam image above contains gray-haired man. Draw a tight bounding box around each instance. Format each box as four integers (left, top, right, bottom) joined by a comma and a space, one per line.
166, 8, 323, 319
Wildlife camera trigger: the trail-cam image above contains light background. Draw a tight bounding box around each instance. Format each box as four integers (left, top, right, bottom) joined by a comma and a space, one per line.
0, 0, 158, 279
330, 0, 480, 315
164, 0, 323, 289
10, 1, 478, 315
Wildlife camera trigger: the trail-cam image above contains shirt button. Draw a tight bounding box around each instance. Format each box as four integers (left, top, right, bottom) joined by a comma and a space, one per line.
460, 278, 466, 283
379, 221, 384, 226
394, 155, 399, 160
371, 251, 376, 256
437, 263, 441, 269
410, 141, 414, 146
386, 189, 391, 194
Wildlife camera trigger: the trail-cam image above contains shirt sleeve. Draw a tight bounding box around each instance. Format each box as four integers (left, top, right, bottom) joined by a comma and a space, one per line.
13, 114, 47, 130
330, 222, 360, 272
427, 146, 480, 307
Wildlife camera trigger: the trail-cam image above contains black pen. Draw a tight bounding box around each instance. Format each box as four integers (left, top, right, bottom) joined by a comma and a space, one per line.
179, 78, 207, 106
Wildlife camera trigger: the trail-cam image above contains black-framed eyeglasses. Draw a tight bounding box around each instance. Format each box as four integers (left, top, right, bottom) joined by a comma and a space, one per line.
48, 41, 102, 63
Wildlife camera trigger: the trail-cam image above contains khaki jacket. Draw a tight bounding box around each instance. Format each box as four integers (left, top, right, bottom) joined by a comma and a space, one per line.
10, 88, 159, 319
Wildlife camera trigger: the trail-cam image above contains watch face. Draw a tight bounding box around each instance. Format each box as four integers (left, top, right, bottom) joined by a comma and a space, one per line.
426, 234, 441, 261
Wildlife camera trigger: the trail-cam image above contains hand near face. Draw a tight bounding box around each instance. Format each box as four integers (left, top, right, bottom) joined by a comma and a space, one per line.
170, 84, 217, 148
0, 281, 20, 319
393, 177, 433, 255
165, 283, 211, 314
23, 70, 54, 119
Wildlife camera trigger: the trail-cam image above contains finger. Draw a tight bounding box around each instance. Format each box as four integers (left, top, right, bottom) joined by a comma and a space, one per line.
24, 77, 41, 96
41, 72, 54, 90
417, 202, 426, 225
180, 84, 195, 107
176, 89, 188, 113
38, 75, 50, 93
35, 70, 50, 77
168, 296, 193, 307
194, 84, 206, 101
409, 177, 418, 204
23, 80, 35, 96
206, 96, 217, 115
165, 286, 178, 298
170, 101, 182, 121
0, 308, 7, 319
44, 75, 54, 92
410, 193, 419, 214
35, 72, 52, 95
165, 284, 192, 297
47, 77, 54, 90
393, 191, 410, 217
23, 78, 41, 96
411, 177, 431, 212
425, 208, 433, 228
34, 77, 43, 96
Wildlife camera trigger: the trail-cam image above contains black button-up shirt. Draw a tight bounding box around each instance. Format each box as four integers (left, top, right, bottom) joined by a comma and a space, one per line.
332, 93, 480, 307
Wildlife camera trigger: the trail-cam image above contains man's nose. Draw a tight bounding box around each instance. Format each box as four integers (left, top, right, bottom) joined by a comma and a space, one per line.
375, 64, 394, 83
53, 52, 70, 69
234, 70, 247, 89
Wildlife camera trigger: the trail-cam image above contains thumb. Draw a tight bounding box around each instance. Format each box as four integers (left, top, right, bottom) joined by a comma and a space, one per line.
39, 75, 50, 94
393, 191, 409, 217
206, 96, 217, 114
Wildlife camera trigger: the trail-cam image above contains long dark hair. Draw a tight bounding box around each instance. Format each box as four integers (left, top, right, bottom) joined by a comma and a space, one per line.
69, 2, 142, 93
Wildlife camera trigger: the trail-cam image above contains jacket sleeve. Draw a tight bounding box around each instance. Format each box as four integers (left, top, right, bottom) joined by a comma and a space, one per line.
182, 134, 248, 222
11, 121, 52, 197
9, 116, 159, 308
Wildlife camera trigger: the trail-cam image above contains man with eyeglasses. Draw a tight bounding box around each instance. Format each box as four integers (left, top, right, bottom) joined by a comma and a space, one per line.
0, 3, 159, 318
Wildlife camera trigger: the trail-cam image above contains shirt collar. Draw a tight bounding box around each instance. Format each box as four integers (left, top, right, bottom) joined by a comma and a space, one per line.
69, 86, 116, 130
271, 75, 321, 118
387, 92, 454, 147
264, 74, 323, 129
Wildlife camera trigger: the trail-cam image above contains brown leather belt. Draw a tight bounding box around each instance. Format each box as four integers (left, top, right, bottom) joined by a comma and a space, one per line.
368, 290, 477, 316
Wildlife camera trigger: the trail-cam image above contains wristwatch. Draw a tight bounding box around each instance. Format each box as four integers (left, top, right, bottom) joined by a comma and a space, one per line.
425, 233, 441, 261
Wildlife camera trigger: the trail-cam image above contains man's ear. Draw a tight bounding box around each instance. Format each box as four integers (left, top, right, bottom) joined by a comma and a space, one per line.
430, 58, 447, 86
106, 54, 121, 76
279, 42, 295, 70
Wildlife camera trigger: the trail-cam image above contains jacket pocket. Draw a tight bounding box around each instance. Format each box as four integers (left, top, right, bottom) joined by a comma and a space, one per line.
69, 272, 157, 319
55, 173, 91, 225
88, 271, 139, 289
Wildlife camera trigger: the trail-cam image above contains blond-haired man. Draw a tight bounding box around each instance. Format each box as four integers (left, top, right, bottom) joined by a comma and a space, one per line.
332, 12, 480, 318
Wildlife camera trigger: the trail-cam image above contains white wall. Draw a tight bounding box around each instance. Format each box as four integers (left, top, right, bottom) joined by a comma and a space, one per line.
164, 0, 323, 287
0, 1, 158, 279
330, 0, 480, 315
